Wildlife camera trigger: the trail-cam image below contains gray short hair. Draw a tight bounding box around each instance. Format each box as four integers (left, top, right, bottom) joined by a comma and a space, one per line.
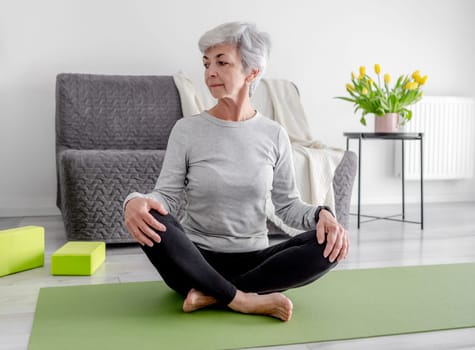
198, 22, 271, 96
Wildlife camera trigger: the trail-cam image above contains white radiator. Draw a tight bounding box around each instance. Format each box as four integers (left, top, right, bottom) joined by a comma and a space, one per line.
395, 96, 475, 180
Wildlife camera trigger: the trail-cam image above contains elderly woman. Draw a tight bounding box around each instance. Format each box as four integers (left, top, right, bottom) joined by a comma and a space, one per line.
124, 22, 349, 322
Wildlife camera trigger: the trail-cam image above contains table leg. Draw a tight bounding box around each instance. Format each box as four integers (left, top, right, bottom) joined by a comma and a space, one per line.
402, 139, 405, 220
357, 137, 361, 229
420, 135, 424, 229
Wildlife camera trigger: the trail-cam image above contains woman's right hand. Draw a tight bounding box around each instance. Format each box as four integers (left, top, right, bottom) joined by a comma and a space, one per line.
124, 197, 168, 247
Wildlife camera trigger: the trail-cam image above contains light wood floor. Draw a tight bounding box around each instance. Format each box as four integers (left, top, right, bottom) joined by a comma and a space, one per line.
1, 202, 474, 350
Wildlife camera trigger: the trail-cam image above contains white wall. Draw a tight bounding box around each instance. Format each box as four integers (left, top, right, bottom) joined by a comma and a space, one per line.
1, 0, 474, 216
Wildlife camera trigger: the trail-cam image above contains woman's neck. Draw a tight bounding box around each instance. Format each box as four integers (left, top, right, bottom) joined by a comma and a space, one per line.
208, 97, 256, 122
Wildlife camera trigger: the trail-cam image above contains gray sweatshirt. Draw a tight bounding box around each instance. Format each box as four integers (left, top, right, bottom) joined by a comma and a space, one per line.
125, 111, 317, 252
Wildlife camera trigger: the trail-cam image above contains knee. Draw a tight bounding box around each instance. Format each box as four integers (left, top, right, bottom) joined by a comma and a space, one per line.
304, 236, 338, 271
149, 208, 167, 220
149, 210, 181, 229
315, 240, 339, 270
308, 240, 338, 277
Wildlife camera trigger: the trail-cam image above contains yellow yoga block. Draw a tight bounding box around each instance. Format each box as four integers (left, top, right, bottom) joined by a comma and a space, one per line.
51, 241, 106, 276
0, 226, 45, 277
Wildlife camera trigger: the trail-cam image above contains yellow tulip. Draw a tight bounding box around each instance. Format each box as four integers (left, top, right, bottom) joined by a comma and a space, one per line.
420, 75, 428, 85
351, 72, 356, 80
362, 88, 368, 95
412, 70, 421, 80
368, 78, 373, 86
374, 64, 381, 74
384, 74, 391, 84
359, 66, 366, 77
346, 83, 355, 91
405, 81, 419, 90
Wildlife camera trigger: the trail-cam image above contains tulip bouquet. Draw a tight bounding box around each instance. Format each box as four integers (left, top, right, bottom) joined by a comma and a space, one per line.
336, 64, 428, 126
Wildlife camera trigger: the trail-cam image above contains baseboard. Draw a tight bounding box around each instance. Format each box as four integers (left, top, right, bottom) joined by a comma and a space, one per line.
0, 206, 61, 217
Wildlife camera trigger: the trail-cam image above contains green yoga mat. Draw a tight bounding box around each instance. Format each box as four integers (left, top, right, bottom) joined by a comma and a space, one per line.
29, 263, 475, 350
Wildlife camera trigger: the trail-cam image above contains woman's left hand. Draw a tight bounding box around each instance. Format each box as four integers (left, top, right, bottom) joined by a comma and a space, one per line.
316, 209, 349, 263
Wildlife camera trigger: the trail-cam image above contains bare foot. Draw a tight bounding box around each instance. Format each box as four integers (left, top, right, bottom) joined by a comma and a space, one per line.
183, 288, 218, 312
228, 290, 293, 321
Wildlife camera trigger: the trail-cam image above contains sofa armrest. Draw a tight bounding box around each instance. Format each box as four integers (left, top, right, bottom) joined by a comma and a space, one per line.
57, 149, 166, 243
333, 150, 357, 229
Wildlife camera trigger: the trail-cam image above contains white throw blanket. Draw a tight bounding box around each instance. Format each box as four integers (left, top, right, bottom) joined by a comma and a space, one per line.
173, 73, 344, 236
173, 71, 204, 117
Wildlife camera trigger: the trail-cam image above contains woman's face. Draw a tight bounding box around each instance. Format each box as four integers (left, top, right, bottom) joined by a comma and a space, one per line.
202, 43, 255, 100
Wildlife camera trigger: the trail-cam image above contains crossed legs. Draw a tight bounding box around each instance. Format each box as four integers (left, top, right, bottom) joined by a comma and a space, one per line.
141, 210, 336, 321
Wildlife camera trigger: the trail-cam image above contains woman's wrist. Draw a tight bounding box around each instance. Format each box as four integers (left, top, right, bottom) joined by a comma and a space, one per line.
315, 206, 334, 223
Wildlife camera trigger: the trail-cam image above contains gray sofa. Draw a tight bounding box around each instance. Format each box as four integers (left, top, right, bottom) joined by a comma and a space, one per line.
56, 73, 183, 243
56, 73, 356, 243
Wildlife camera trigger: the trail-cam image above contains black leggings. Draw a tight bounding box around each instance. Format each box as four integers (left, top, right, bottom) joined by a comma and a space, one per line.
142, 210, 337, 305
